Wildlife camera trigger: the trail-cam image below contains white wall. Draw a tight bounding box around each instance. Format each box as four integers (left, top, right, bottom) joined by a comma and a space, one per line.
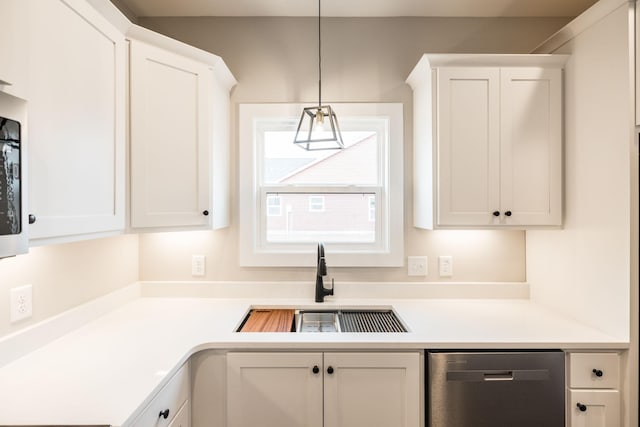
0, 234, 139, 338
135, 16, 570, 283
527, 3, 633, 339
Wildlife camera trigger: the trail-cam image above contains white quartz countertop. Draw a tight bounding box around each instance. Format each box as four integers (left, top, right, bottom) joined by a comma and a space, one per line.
0, 293, 627, 426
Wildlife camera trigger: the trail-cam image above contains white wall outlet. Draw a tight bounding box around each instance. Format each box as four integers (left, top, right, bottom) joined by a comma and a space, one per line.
10, 284, 33, 323
191, 255, 206, 276
408, 256, 428, 276
438, 256, 453, 277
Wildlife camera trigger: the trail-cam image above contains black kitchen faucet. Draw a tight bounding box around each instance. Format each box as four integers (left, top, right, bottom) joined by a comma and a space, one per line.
315, 242, 334, 303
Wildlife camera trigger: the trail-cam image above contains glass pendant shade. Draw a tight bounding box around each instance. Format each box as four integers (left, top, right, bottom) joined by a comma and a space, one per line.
293, 105, 345, 151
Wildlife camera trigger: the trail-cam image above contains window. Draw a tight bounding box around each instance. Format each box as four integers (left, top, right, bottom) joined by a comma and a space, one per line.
239, 103, 403, 267
266, 195, 282, 216
308, 196, 325, 213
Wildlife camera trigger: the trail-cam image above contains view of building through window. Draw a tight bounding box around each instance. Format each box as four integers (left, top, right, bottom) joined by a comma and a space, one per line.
261, 129, 379, 243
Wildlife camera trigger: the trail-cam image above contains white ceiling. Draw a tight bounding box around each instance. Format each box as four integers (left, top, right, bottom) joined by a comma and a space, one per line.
115, 0, 599, 18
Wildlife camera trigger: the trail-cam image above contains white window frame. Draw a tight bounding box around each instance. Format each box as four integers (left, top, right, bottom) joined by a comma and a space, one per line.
239, 103, 403, 267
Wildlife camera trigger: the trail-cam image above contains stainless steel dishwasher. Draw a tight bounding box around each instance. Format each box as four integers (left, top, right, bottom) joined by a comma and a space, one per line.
427, 350, 565, 427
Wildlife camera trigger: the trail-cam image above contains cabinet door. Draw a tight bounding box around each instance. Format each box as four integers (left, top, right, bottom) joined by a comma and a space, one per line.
167, 400, 190, 427
130, 362, 190, 427
568, 390, 620, 427
323, 352, 420, 427
226, 352, 323, 427
28, 0, 126, 240
500, 67, 562, 226
0, 0, 29, 99
130, 40, 212, 229
436, 67, 501, 226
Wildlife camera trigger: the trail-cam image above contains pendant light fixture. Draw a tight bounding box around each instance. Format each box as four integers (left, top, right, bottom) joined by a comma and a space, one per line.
293, 0, 344, 151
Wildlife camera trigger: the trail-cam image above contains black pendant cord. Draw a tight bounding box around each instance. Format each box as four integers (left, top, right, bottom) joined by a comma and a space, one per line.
318, 0, 322, 108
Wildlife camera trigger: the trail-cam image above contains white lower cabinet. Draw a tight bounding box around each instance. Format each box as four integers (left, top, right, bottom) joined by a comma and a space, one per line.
167, 400, 190, 427
568, 390, 620, 427
567, 352, 621, 427
226, 352, 420, 427
131, 362, 190, 427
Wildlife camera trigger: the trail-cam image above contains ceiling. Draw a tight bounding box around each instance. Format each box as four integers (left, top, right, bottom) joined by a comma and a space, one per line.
115, 0, 599, 18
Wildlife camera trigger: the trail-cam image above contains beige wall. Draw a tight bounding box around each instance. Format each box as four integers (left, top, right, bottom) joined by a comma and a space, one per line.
527, 3, 633, 338
136, 16, 570, 283
0, 234, 138, 338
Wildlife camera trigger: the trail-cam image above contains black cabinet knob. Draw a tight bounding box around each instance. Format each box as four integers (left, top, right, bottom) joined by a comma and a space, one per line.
159, 409, 170, 419
28, 214, 36, 224
312, 365, 320, 374
202, 210, 209, 216
327, 366, 334, 375
504, 211, 512, 217
592, 368, 603, 377
577, 403, 587, 412
492, 211, 500, 217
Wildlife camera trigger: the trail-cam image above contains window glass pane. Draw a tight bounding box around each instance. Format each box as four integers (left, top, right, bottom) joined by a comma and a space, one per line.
262, 129, 378, 185
308, 196, 325, 212
266, 195, 281, 216
368, 196, 375, 221
266, 192, 375, 243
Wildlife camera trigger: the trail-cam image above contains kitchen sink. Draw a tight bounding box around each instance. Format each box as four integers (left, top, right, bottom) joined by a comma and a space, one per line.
296, 311, 341, 332
237, 307, 408, 333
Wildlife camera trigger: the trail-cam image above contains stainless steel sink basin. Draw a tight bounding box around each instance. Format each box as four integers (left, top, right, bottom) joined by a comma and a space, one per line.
294, 309, 407, 333
295, 310, 341, 332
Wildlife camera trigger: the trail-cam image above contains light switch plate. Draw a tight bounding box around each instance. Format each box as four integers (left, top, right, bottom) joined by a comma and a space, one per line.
438, 256, 453, 277
10, 284, 33, 323
408, 256, 428, 276
191, 255, 206, 276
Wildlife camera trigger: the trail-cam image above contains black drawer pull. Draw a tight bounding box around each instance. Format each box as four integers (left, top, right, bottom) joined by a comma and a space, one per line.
577, 403, 587, 412
159, 409, 170, 419
592, 368, 603, 377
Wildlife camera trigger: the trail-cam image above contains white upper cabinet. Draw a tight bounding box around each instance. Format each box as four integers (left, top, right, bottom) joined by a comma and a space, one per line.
128, 32, 235, 231
27, 0, 126, 241
407, 54, 567, 229
0, 0, 29, 99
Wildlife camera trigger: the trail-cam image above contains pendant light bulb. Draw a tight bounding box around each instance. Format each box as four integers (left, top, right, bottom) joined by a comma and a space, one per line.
314, 108, 325, 131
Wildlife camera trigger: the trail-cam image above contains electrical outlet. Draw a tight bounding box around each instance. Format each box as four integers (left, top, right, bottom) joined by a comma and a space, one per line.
192, 255, 206, 276
408, 256, 428, 276
10, 284, 33, 323
438, 256, 453, 277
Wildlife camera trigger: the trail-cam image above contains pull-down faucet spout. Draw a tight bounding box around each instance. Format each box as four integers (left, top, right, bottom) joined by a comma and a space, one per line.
315, 243, 334, 303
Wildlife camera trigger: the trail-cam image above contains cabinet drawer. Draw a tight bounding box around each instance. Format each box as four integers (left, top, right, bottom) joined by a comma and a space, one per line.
568, 389, 620, 427
131, 362, 190, 427
568, 353, 619, 389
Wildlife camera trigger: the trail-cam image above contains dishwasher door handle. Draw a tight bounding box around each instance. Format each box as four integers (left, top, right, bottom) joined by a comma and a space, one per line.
483, 371, 514, 381
446, 369, 550, 382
